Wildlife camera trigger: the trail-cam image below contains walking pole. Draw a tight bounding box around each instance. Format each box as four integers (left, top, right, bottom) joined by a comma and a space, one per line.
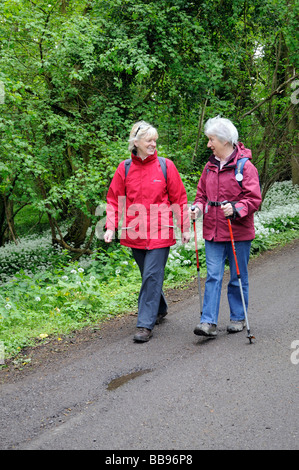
191, 205, 203, 316
225, 213, 255, 344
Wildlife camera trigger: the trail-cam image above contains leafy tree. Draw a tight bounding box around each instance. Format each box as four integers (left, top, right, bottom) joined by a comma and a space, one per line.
0, 0, 297, 251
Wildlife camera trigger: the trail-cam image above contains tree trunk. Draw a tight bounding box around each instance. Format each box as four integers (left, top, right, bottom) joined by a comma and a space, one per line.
0, 196, 6, 246
0, 195, 19, 246
291, 155, 299, 185
4, 198, 19, 244
64, 209, 91, 248
289, 83, 299, 185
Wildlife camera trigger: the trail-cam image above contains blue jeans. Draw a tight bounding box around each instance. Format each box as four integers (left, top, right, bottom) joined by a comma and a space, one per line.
201, 240, 251, 325
132, 247, 170, 330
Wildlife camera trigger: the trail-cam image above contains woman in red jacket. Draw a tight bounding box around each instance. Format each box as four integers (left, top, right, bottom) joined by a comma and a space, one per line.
104, 121, 190, 342
190, 116, 261, 338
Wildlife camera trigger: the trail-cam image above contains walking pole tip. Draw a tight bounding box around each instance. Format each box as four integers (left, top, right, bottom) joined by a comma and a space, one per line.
247, 333, 255, 344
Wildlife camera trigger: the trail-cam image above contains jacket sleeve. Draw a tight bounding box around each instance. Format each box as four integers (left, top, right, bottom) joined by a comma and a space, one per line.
235, 161, 262, 217
166, 160, 190, 232
105, 162, 126, 231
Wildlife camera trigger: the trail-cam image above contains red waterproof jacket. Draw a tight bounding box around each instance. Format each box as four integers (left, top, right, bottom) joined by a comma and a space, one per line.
194, 142, 262, 242
105, 151, 189, 249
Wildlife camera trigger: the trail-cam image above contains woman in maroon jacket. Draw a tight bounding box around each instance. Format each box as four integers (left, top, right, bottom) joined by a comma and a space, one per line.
190, 116, 261, 338
104, 121, 190, 342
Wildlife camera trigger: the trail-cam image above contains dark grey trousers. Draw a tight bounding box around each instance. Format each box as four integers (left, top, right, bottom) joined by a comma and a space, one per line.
132, 247, 170, 330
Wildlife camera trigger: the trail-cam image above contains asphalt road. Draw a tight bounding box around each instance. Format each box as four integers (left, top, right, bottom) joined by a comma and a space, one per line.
0, 240, 298, 451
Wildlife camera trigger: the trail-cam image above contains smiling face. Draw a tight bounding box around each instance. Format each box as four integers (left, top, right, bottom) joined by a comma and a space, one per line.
134, 132, 157, 160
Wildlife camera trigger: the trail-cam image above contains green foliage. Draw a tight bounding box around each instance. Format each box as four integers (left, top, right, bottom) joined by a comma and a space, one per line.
0, 0, 298, 248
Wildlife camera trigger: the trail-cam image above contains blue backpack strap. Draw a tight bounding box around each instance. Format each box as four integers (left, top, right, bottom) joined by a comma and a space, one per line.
124, 158, 132, 177
235, 157, 248, 187
124, 157, 167, 182
157, 156, 167, 182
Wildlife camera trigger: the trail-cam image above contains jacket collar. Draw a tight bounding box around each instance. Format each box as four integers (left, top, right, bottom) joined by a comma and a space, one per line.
208, 142, 252, 169
131, 149, 158, 164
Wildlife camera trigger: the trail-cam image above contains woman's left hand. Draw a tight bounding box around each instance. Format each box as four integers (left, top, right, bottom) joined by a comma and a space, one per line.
181, 231, 191, 244
221, 203, 233, 218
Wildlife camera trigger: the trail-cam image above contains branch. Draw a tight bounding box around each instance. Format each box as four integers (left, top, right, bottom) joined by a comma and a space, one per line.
52, 235, 93, 255
52, 219, 93, 256
24, 87, 77, 118
240, 73, 299, 119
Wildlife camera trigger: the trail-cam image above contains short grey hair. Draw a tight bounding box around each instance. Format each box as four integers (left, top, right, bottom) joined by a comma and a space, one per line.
204, 116, 239, 146
128, 120, 159, 152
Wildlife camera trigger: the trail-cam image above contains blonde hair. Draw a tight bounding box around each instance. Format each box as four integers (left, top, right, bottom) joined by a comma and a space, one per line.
204, 116, 239, 145
128, 120, 159, 152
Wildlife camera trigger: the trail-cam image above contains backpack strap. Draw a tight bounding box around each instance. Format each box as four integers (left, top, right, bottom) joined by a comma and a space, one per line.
235, 157, 249, 187
124, 158, 132, 177
124, 157, 167, 182
157, 156, 167, 183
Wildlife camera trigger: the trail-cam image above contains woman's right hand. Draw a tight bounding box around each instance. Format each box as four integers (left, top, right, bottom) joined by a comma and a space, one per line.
189, 206, 200, 220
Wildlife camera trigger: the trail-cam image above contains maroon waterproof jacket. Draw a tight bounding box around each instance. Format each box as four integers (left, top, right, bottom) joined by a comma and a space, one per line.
105, 151, 189, 249
194, 142, 262, 241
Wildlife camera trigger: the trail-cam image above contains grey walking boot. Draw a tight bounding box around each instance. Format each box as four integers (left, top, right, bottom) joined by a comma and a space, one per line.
194, 323, 217, 337
227, 320, 246, 333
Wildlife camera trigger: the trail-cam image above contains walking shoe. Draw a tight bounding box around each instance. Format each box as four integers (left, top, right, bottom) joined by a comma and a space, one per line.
133, 328, 153, 342
194, 323, 217, 337
155, 311, 168, 325
227, 320, 246, 333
